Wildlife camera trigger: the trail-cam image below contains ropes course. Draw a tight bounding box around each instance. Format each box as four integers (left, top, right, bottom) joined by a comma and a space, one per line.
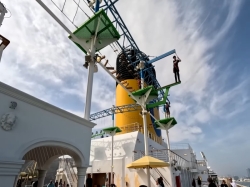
22, 1, 183, 186
35, 0, 174, 121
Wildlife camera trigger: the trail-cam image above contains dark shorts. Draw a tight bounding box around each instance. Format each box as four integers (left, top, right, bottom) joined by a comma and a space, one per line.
173, 68, 179, 73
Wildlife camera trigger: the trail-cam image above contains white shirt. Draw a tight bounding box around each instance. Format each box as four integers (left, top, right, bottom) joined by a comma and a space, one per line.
231, 182, 237, 187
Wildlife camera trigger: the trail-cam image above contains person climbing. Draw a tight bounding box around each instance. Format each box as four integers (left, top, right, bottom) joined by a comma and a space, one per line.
165, 101, 170, 118
137, 76, 141, 89
173, 55, 181, 83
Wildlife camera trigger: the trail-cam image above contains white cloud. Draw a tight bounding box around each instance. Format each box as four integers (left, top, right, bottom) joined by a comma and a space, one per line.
194, 109, 210, 124
210, 79, 250, 118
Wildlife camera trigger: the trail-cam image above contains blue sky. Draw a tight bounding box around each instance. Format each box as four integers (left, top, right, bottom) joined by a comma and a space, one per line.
1, 0, 249, 177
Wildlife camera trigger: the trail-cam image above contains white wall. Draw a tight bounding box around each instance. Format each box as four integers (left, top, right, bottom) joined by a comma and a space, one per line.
88, 132, 171, 187
0, 82, 95, 187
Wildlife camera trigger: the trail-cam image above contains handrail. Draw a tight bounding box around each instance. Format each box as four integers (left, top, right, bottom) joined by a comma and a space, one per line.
154, 167, 171, 187
71, 163, 78, 180
59, 158, 78, 187
65, 160, 75, 183
66, 159, 78, 181
135, 149, 190, 168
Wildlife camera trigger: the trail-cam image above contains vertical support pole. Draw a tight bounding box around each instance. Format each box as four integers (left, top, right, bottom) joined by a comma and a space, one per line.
164, 113, 175, 187
84, 34, 97, 120
37, 170, 47, 187
95, 0, 100, 12
77, 167, 87, 187
112, 112, 115, 127
111, 112, 115, 185
142, 109, 150, 187
84, 61, 95, 120
111, 132, 114, 184
140, 61, 151, 187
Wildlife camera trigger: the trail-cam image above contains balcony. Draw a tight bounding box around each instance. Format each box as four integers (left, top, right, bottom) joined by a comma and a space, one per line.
197, 160, 208, 171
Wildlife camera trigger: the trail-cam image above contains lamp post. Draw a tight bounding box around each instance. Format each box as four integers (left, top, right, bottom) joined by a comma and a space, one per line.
156, 116, 176, 187
137, 61, 151, 187
102, 125, 121, 186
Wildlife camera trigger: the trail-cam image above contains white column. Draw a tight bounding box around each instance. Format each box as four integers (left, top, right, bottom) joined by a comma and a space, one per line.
0, 159, 25, 187
84, 61, 95, 120
77, 167, 87, 187
37, 169, 47, 187
139, 62, 150, 187
110, 130, 116, 185
166, 130, 175, 187
142, 108, 150, 187
111, 133, 114, 184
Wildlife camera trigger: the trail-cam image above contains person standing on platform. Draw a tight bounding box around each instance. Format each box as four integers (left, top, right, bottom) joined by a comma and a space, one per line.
173, 55, 181, 83
165, 101, 170, 118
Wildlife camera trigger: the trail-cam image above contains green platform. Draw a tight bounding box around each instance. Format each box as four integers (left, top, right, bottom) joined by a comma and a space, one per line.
157, 81, 181, 91
92, 132, 105, 138
131, 85, 158, 97
102, 126, 122, 133
69, 9, 120, 54
154, 117, 177, 129
146, 82, 181, 109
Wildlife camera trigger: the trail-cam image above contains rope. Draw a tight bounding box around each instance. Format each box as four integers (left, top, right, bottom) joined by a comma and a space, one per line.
50, 0, 90, 29
72, 0, 80, 23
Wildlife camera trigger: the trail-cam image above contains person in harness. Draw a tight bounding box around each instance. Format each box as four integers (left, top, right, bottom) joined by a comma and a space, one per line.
173, 55, 181, 83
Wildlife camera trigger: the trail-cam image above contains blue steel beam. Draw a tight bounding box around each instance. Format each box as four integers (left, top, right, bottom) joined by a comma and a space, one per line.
101, 0, 165, 99
89, 103, 141, 121
147, 49, 176, 64
98, 0, 173, 102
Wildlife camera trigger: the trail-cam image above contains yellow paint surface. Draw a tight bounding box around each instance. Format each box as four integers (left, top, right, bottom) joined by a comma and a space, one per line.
135, 173, 140, 187
116, 173, 120, 187
125, 173, 130, 187
116, 79, 162, 143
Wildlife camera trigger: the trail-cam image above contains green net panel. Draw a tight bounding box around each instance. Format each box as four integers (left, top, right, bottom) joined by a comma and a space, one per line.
102, 126, 122, 133
69, 9, 120, 54
154, 117, 177, 129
